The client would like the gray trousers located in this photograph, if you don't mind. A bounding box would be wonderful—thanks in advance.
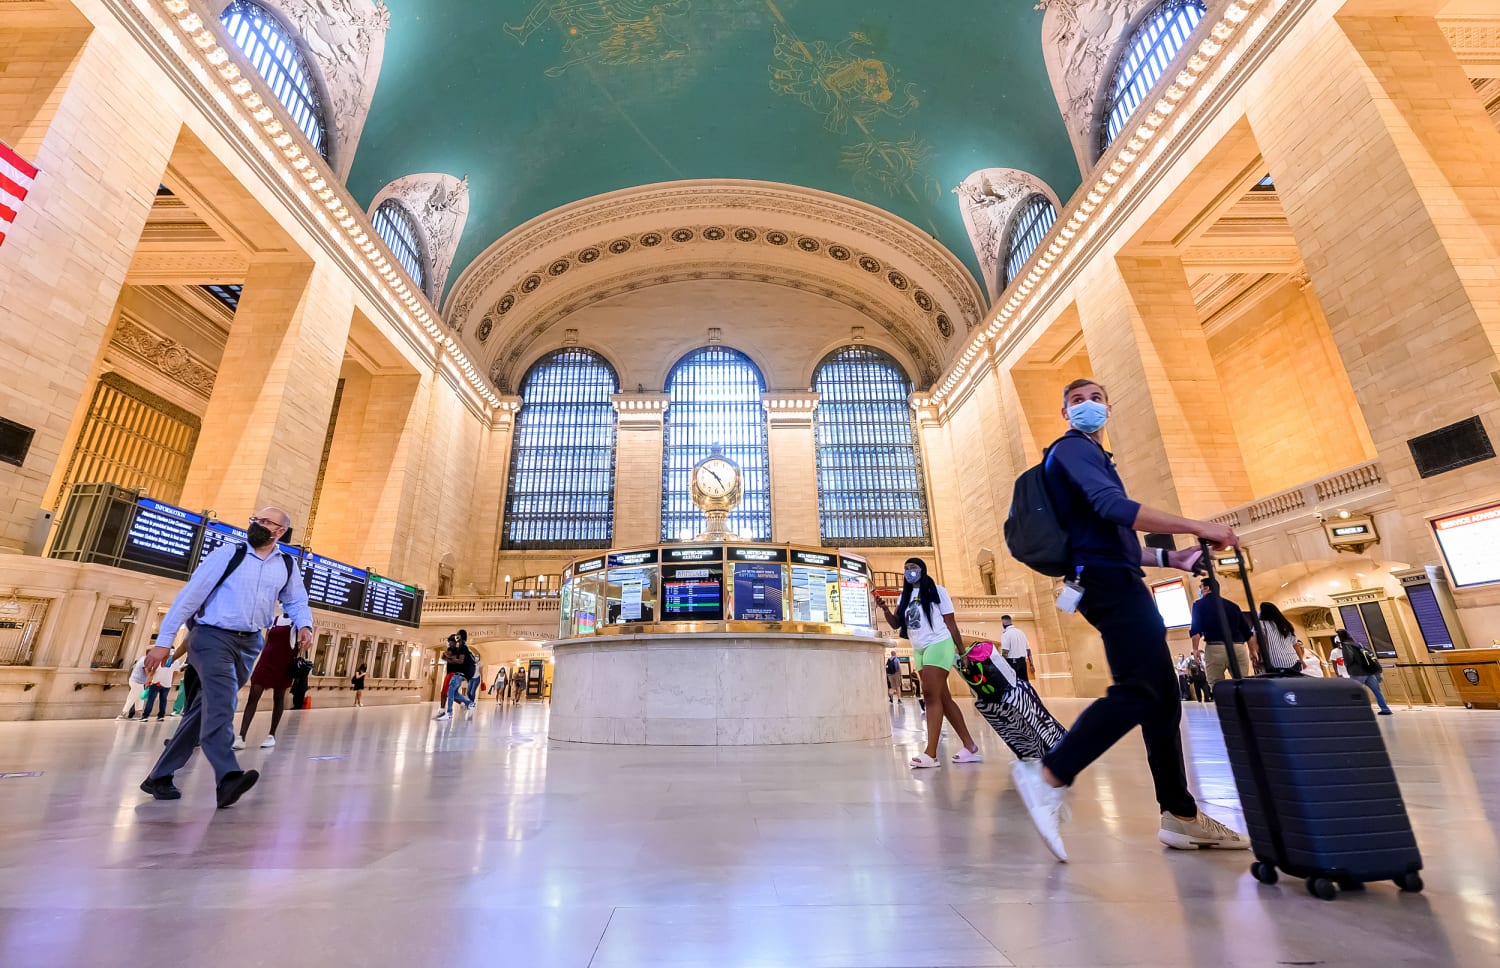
[147,625,262,785]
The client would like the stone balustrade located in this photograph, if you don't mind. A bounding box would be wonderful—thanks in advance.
[1210,460,1387,530]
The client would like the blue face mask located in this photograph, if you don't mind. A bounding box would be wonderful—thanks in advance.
[904,568,922,585]
[1067,400,1109,434]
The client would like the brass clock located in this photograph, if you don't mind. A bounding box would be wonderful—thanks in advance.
[689,449,742,540]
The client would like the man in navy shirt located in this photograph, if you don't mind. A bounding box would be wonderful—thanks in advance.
[1011,379,1250,862]
[1189,576,1259,692]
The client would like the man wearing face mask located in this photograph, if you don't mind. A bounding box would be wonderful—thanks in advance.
[1011,379,1249,862]
[138,507,313,808]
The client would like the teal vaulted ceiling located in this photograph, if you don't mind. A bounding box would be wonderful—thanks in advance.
[346,0,1081,299]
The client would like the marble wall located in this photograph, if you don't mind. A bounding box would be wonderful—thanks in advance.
[549,633,891,745]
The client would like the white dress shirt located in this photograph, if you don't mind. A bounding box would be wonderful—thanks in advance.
[1000,625,1030,660]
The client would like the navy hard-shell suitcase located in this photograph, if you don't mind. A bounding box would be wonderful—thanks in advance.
[1201,543,1423,900]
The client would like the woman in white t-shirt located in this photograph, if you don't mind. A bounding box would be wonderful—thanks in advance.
[1297,642,1326,678]
[877,558,981,769]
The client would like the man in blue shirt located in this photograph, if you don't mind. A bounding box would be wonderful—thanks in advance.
[1011,379,1250,862]
[1189,576,1259,693]
[139,507,313,807]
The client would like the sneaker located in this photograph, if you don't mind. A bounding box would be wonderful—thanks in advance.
[1378,710,1393,716]
[139,775,181,801]
[434,711,448,721]
[216,769,260,809]
[232,736,247,751]
[115,715,128,721]
[260,735,276,749]
[466,705,475,720]
[1011,759,1069,862]
[1158,811,1251,850]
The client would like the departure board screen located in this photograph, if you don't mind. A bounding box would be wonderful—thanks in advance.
[364,574,423,628]
[197,521,247,568]
[119,499,203,578]
[301,553,367,618]
[661,564,724,620]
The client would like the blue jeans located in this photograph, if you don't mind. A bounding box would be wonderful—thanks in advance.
[1355,673,1392,713]
[142,684,170,719]
[446,673,474,713]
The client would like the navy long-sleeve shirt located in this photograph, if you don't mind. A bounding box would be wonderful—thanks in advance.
[1189,592,1252,644]
[1042,429,1144,574]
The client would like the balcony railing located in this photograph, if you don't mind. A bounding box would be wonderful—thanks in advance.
[423,597,561,618]
[1211,460,1387,529]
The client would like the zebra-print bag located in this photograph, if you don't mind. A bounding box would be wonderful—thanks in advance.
[957,643,1066,762]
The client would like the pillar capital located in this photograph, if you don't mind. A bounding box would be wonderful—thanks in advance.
[611,392,670,428]
[761,391,819,429]
[491,395,523,430]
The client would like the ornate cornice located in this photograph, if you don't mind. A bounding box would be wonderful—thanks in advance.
[111,317,218,398]
[445,181,985,373]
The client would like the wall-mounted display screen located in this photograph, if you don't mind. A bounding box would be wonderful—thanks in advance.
[791,564,841,623]
[662,564,723,620]
[302,553,368,618]
[839,569,872,627]
[1150,578,1193,629]
[364,575,423,628]
[1432,504,1500,587]
[732,561,784,621]
[120,498,203,577]
[1404,583,1455,651]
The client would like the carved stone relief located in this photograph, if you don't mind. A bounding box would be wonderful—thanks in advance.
[111,318,218,399]
[954,168,1062,303]
[236,0,390,179]
[369,173,470,303]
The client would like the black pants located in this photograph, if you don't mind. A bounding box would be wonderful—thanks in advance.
[1008,657,1030,682]
[1041,567,1197,819]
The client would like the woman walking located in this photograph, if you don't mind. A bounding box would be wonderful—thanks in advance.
[877,558,981,768]
[1255,602,1304,675]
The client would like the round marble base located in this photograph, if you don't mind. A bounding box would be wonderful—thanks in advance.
[548,633,892,745]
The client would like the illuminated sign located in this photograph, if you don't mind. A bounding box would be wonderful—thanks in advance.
[790,549,836,567]
[1432,503,1500,587]
[1332,524,1370,537]
[607,549,659,568]
[663,545,723,562]
[728,546,788,563]
[575,557,606,575]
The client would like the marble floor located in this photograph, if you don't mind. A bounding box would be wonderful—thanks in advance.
[0,696,1496,968]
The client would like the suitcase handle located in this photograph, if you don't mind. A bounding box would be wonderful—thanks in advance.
[1197,539,1260,680]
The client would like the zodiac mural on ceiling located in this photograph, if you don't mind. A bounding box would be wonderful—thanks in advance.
[766,3,939,213]
[503,0,693,76]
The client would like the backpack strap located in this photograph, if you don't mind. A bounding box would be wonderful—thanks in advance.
[189,542,249,629]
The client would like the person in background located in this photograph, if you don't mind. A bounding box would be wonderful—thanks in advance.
[117,653,149,720]
[1190,577,1260,692]
[1011,378,1247,862]
[1329,640,1351,678]
[466,645,483,705]
[1255,602,1303,675]
[876,557,982,769]
[1000,615,1031,683]
[138,506,313,808]
[1188,649,1210,702]
[1335,628,1393,715]
[1175,654,1193,701]
[1298,641,1326,677]
[236,614,297,750]
[493,665,509,705]
[351,664,367,707]
[142,655,175,722]
[885,650,904,705]
[436,634,476,721]
[289,653,312,712]
[511,666,526,703]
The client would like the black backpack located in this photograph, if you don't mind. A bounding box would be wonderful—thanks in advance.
[1005,446,1071,577]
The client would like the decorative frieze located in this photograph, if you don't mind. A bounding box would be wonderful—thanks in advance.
[110,318,217,398]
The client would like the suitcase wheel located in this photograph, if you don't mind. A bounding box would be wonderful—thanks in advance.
[1250,861,1278,885]
[1306,876,1339,901]
[1395,872,1423,893]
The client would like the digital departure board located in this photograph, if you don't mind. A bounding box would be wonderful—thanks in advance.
[302,553,368,618]
[364,574,423,628]
[119,498,203,577]
[662,564,723,620]
[197,521,247,568]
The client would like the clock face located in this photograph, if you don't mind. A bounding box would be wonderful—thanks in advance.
[694,459,736,498]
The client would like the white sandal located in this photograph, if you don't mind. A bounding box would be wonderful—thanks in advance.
[910,752,941,769]
[953,747,984,764]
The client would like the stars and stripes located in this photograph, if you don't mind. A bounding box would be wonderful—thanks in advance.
[0,140,39,249]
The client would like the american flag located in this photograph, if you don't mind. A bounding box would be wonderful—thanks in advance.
[0,139,39,249]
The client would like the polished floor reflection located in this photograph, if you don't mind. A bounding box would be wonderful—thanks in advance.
[0,697,1496,967]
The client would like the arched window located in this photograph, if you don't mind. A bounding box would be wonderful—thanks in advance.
[1098,0,1206,156]
[502,348,619,549]
[661,347,771,542]
[220,0,328,158]
[372,200,428,292]
[1002,194,1057,291]
[813,346,930,546]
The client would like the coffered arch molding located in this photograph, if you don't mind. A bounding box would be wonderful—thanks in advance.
[447,180,985,374]
[484,264,942,395]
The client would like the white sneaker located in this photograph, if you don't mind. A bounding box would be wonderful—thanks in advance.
[1158,811,1250,850]
[434,711,448,720]
[259,735,276,749]
[1011,759,1069,862]
[466,705,475,720]
[232,736,247,751]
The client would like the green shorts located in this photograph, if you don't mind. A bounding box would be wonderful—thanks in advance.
[911,637,957,673]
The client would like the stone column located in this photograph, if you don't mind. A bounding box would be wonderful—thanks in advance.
[761,392,820,543]
[178,260,354,529]
[1246,14,1500,585]
[1075,256,1252,518]
[457,397,520,596]
[0,25,182,551]
[610,393,669,547]
[913,399,970,588]
[307,369,424,572]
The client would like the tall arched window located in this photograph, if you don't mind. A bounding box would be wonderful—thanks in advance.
[221,0,328,158]
[1098,0,1206,157]
[813,346,930,546]
[661,347,771,541]
[1002,194,1058,291]
[502,348,619,549]
[372,200,428,293]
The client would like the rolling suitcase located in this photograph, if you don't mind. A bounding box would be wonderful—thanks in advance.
[1201,540,1423,900]
[956,641,1067,761]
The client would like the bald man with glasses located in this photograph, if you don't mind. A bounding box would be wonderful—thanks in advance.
[139,507,313,808]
